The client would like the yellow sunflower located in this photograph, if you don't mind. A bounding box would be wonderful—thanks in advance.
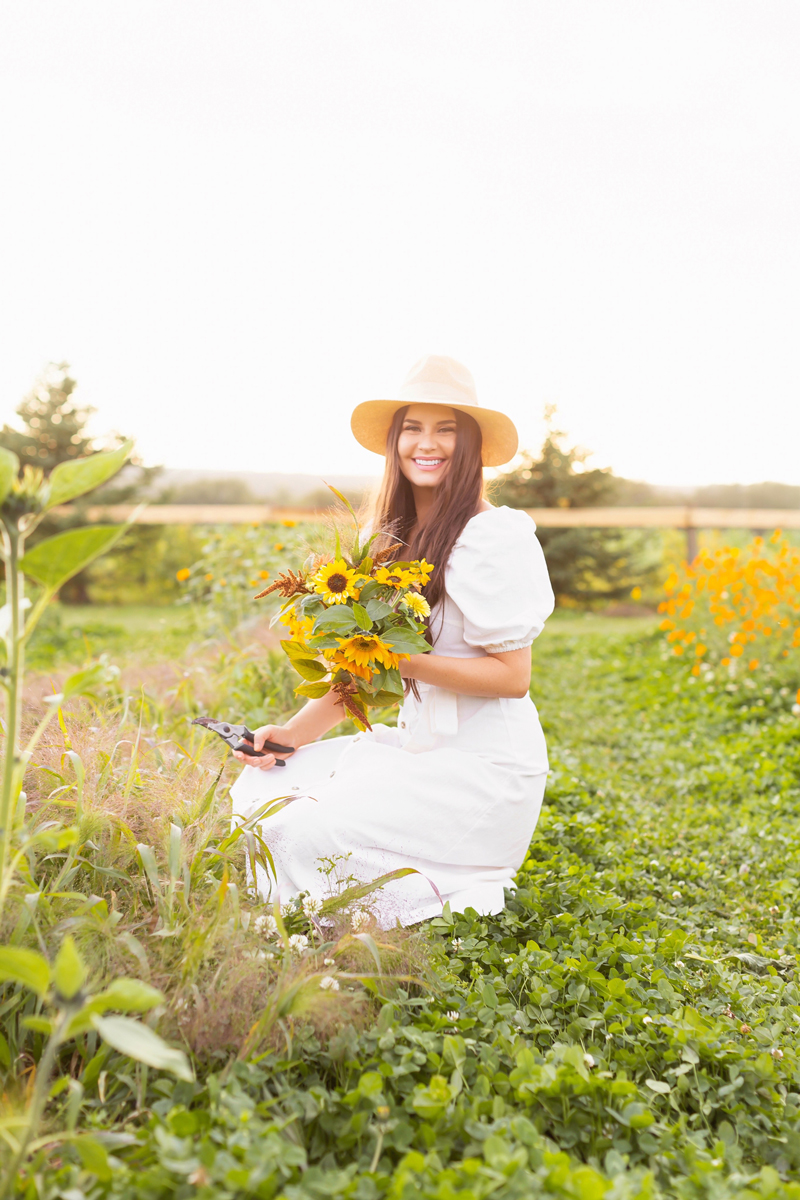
[402,592,431,620]
[281,609,315,641]
[324,649,372,681]
[373,565,414,589]
[336,634,407,671]
[411,558,434,586]
[312,559,361,605]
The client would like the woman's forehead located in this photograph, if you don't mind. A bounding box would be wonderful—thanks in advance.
[402,403,457,424]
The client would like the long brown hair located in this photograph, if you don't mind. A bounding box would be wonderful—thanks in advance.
[370,405,484,622]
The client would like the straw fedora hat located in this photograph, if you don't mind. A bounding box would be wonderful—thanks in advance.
[351,355,519,468]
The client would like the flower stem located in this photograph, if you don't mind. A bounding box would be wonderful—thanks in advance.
[0,522,26,922]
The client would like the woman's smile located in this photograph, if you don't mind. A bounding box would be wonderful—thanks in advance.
[413,456,445,471]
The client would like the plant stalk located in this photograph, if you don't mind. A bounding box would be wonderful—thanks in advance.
[0,1009,68,1200]
[0,523,25,916]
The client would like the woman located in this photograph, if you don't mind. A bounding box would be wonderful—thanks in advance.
[230,355,554,927]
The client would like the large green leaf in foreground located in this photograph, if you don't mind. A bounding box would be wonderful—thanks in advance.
[20,525,126,593]
[46,440,133,509]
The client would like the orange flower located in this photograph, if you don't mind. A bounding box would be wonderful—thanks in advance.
[176,567,191,582]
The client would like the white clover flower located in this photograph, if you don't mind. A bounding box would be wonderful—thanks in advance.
[675,960,685,969]
[650,860,660,869]
[288,933,309,952]
[323,957,335,966]
[446,1010,460,1022]
[351,911,369,931]
[503,956,514,964]
[320,975,340,991]
[739,864,750,877]
[671,891,682,900]
[253,914,279,937]
[772,1047,784,1060]
[583,1053,596,1069]
[451,938,463,951]
[643,1015,653,1025]
[302,896,322,917]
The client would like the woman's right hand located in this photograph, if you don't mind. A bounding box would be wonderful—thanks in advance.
[232,724,301,771]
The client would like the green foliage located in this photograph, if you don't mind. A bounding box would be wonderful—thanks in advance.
[4,614,800,1197]
[495,410,656,606]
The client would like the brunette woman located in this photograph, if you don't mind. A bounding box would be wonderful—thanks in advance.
[230,355,554,927]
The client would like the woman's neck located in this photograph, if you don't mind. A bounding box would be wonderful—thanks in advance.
[410,484,492,533]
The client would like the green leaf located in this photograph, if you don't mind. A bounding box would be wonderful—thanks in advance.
[75,1134,113,1182]
[381,627,430,655]
[62,660,117,700]
[352,602,373,631]
[364,689,402,707]
[280,639,315,661]
[46,440,133,508]
[22,1015,54,1034]
[53,935,87,1001]
[295,680,332,699]
[645,1078,672,1094]
[0,945,50,996]
[0,446,19,505]
[381,668,405,696]
[21,525,127,593]
[291,657,328,682]
[366,598,392,621]
[314,606,359,633]
[92,1014,194,1080]
[86,978,164,1015]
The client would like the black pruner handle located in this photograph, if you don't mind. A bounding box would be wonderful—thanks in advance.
[236,729,295,765]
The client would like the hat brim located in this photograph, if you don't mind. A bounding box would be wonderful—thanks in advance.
[351,399,518,468]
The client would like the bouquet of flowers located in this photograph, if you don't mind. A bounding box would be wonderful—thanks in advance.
[255,488,434,730]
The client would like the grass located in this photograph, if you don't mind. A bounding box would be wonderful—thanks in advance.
[5,609,800,1198]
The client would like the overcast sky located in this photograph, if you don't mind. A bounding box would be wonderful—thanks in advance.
[1,3,798,486]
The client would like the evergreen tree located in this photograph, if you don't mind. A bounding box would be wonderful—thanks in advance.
[494,409,652,606]
[1,363,95,470]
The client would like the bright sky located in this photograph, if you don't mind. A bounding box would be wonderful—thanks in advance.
[1,3,798,487]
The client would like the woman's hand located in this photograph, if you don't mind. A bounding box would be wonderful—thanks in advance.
[232,724,301,771]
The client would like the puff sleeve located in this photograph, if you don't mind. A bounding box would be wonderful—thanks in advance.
[444,508,554,652]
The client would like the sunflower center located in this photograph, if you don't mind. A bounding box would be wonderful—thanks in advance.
[327,573,349,593]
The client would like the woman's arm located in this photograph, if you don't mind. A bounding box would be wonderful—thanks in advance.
[400,646,532,699]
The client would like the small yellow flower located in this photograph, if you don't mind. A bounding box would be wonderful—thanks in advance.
[313,559,361,605]
[176,568,191,582]
[630,586,642,600]
[412,559,434,586]
[274,543,285,552]
[282,519,297,528]
[205,572,214,581]
[281,609,315,641]
[259,570,270,580]
[402,592,431,620]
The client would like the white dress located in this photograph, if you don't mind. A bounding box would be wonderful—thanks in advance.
[230,506,555,927]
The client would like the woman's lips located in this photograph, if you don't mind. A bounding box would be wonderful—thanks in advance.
[412,457,445,471]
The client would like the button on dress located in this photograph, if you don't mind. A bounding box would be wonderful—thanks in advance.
[230,506,555,927]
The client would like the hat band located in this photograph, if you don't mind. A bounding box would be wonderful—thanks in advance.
[398,380,477,408]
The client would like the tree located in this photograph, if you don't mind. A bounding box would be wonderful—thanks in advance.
[1,363,94,471]
[1,363,151,603]
[494,408,654,606]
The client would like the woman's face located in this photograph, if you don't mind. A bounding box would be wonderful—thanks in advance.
[396,404,458,489]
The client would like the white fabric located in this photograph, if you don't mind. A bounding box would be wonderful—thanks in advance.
[230,506,555,928]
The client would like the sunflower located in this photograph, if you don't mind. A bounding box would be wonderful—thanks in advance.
[402,592,431,620]
[324,649,372,681]
[411,558,434,586]
[281,609,315,641]
[373,565,414,589]
[312,559,361,605]
[335,634,407,671]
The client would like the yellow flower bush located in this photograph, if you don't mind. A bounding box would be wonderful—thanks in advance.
[658,531,800,677]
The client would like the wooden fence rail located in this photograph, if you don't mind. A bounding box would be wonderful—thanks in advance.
[56,504,800,558]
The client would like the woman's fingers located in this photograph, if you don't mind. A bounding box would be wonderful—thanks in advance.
[232,749,276,769]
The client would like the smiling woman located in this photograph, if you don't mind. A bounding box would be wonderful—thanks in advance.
[230,356,555,927]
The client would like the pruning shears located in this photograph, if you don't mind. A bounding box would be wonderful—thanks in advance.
[192,717,294,766]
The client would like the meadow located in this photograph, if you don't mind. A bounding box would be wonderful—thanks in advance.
[3,511,800,1199]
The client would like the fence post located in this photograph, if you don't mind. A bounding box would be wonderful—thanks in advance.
[685,509,698,563]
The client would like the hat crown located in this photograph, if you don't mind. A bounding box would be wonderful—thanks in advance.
[399,355,478,409]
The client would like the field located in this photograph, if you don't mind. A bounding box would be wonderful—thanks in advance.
[4,599,800,1199]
